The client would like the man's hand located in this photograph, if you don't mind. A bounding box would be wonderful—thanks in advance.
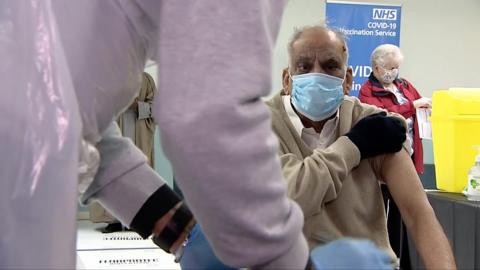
[346,112,406,159]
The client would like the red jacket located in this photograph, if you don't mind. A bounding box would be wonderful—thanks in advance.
[359,73,424,174]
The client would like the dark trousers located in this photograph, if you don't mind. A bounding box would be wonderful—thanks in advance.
[381,184,412,270]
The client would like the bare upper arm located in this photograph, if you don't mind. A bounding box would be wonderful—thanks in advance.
[378,149,432,227]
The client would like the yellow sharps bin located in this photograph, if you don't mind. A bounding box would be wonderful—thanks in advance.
[431,89,480,192]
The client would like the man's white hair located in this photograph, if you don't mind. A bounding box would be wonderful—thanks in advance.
[287,24,349,72]
[370,44,404,67]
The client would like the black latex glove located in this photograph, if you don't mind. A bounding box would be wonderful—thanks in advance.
[346,112,406,159]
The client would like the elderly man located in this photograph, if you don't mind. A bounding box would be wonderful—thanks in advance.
[266,24,456,270]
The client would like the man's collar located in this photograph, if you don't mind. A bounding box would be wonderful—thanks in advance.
[282,95,305,136]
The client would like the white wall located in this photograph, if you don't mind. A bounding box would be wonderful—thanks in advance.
[272,0,480,163]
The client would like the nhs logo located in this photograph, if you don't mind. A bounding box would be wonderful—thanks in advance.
[372,8,397,20]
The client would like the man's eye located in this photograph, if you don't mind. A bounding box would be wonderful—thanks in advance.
[327,65,340,70]
[297,64,309,72]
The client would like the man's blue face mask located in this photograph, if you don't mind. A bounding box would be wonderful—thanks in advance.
[290,72,345,121]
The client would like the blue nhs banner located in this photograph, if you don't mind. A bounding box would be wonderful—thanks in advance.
[326,1,402,97]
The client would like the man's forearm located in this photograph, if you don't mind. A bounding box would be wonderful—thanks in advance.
[381,150,456,270]
[280,136,361,216]
[407,206,456,270]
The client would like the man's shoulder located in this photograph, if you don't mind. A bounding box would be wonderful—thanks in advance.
[341,96,381,116]
[341,95,407,134]
[264,95,277,111]
[342,95,375,106]
[265,92,286,120]
[342,95,360,105]
[339,96,385,128]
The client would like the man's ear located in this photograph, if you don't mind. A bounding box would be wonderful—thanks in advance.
[343,66,353,95]
[282,68,291,95]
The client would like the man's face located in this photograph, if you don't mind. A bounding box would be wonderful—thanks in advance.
[282,28,348,95]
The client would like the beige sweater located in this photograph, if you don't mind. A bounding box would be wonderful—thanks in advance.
[266,93,397,260]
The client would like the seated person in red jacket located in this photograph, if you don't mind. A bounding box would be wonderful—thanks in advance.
[359,44,431,174]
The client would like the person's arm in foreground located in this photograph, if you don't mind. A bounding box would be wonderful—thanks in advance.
[381,150,456,270]
[152,1,309,269]
[82,122,194,254]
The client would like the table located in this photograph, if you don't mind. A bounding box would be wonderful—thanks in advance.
[76,221,180,269]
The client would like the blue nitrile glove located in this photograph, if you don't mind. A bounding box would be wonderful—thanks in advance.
[179,224,237,270]
[310,238,393,270]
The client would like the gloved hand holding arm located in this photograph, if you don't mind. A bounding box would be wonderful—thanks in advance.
[346,112,406,159]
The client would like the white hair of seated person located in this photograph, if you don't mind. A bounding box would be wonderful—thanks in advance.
[371,44,404,67]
